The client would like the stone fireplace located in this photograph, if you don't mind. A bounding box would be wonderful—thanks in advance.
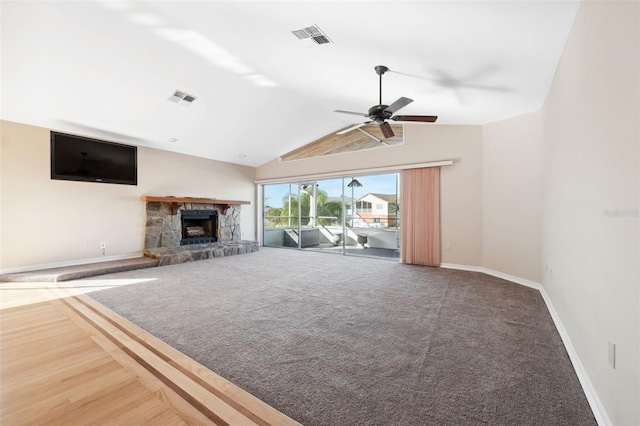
[141,196,258,265]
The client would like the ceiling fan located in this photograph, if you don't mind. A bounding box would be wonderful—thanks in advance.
[334,65,438,139]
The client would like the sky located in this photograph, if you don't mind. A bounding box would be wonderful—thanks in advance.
[264,173,399,208]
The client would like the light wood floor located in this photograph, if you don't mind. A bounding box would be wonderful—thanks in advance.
[0,283,300,425]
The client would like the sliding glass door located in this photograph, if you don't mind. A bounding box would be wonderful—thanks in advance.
[343,173,399,258]
[263,183,296,248]
[263,173,399,259]
[301,178,345,254]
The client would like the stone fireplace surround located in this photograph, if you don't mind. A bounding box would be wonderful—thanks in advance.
[142,196,258,266]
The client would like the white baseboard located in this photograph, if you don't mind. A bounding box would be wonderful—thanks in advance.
[439,263,610,426]
[440,263,542,290]
[439,262,485,273]
[0,252,144,274]
[537,287,612,426]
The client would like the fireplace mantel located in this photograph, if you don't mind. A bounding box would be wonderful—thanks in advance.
[141,196,250,215]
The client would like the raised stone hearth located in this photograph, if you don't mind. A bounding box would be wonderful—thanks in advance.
[142,197,256,265]
[144,241,259,266]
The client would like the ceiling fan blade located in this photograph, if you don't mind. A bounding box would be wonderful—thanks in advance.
[379,122,394,138]
[383,97,413,114]
[388,69,440,82]
[334,109,368,117]
[391,115,438,123]
[337,122,371,135]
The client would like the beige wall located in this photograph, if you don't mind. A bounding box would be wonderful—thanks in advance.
[257,124,484,267]
[482,111,543,283]
[0,120,256,271]
[541,2,639,425]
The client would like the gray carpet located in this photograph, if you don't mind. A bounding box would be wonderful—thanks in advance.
[85,248,596,426]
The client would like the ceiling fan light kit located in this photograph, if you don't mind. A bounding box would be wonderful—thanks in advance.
[335,65,438,138]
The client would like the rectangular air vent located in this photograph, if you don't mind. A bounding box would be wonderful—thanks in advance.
[311,35,330,45]
[292,29,311,40]
[291,24,333,45]
[168,90,197,106]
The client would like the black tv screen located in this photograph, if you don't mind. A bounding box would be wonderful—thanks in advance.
[51,131,137,185]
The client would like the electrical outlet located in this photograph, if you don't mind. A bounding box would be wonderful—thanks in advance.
[100,242,106,249]
[445,242,451,251]
[608,341,616,368]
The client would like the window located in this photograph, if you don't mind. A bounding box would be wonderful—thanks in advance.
[262,173,400,259]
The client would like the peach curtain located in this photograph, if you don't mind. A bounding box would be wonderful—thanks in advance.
[400,167,441,266]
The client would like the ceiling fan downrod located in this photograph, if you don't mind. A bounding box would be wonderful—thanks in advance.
[375,65,389,106]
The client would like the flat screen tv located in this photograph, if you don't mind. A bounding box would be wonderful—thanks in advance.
[51,131,137,185]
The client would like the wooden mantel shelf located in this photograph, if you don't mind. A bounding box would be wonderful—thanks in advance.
[141,196,250,215]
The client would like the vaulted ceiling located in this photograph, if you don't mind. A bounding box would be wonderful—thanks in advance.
[1,1,580,167]
[281,124,404,161]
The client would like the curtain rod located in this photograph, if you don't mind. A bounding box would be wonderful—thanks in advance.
[254,160,453,184]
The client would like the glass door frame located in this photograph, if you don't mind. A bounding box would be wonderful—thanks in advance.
[260,172,399,259]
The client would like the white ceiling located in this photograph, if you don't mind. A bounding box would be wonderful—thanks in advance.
[1,1,580,167]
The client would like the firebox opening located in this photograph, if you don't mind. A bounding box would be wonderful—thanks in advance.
[180,210,218,245]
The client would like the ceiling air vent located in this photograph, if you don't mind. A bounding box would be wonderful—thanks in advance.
[168,90,197,106]
[291,24,333,45]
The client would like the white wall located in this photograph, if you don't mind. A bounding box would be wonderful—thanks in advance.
[482,111,544,283]
[257,124,484,267]
[0,120,256,271]
[541,2,639,425]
